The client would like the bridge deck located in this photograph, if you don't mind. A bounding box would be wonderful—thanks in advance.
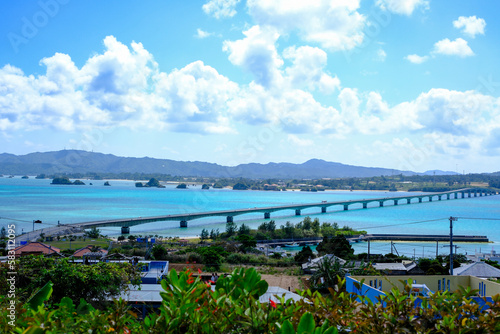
[69,188,497,229]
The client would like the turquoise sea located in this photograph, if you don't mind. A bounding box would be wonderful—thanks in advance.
[1,176,499,258]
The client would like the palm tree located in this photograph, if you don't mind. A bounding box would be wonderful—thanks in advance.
[310,256,346,292]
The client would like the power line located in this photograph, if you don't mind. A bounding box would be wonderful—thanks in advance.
[0,217,33,223]
[456,217,500,221]
[356,217,448,230]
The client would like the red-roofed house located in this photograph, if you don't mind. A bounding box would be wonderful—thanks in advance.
[14,242,60,257]
[72,245,108,258]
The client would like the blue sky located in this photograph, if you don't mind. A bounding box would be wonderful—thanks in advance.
[1,0,500,173]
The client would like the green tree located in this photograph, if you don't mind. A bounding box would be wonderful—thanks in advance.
[196,246,227,270]
[210,228,220,240]
[85,226,100,239]
[302,216,312,230]
[268,220,276,232]
[316,235,354,259]
[200,228,209,242]
[226,221,237,237]
[151,244,168,260]
[5,256,141,305]
[0,227,6,239]
[238,223,250,235]
[309,256,346,292]
[236,234,257,253]
[258,222,269,231]
[312,218,321,234]
[294,245,315,265]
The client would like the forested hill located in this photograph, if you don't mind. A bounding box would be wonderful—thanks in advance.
[0,150,457,179]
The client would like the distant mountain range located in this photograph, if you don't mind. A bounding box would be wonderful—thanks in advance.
[0,150,459,179]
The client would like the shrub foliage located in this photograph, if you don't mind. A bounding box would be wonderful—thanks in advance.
[1,267,499,333]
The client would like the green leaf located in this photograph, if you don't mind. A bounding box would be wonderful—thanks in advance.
[76,298,94,315]
[22,327,45,334]
[169,269,179,287]
[27,281,53,310]
[297,312,315,334]
[281,320,296,334]
[255,280,269,297]
[323,327,338,334]
[58,297,74,311]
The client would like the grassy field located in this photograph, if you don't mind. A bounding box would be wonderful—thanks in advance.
[44,239,110,251]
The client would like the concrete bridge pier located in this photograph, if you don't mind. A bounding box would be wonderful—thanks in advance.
[295,209,301,216]
[407,198,411,204]
[121,226,130,234]
[474,191,477,197]
[419,198,423,203]
[468,192,471,198]
[264,212,270,219]
[393,199,398,205]
[446,194,450,200]
[344,204,349,211]
[438,195,442,201]
[227,216,233,223]
[379,201,384,207]
[180,220,188,228]
[429,196,433,202]
[321,207,327,213]
[363,203,367,209]
[454,193,458,199]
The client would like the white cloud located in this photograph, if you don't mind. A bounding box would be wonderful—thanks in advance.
[227,83,344,134]
[153,60,239,133]
[283,46,340,94]
[202,0,240,19]
[247,0,365,52]
[405,54,428,64]
[287,134,313,147]
[433,38,474,57]
[0,36,239,134]
[3,36,500,162]
[376,48,387,62]
[376,0,429,15]
[413,88,500,136]
[453,16,486,38]
[195,29,212,39]
[223,25,283,88]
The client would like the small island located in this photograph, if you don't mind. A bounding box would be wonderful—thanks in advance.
[232,182,249,190]
[22,175,29,179]
[135,178,165,188]
[35,174,46,179]
[104,181,111,186]
[201,184,210,190]
[176,183,187,189]
[51,177,85,185]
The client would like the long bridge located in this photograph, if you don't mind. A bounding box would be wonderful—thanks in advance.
[69,188,498,231]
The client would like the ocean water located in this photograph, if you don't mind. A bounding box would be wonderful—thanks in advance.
[1,176,499,258]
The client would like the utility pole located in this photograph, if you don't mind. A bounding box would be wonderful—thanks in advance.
[450,216,458,275]
[436,240,439,258]
[368,239,370,261]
